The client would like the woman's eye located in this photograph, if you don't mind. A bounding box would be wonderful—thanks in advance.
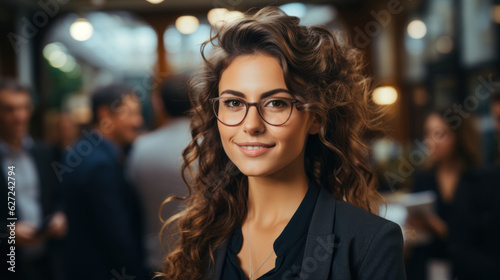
[223,99,244,108]
[265,100,288,108]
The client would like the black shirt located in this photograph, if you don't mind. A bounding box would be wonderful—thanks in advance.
[221,180,320,279]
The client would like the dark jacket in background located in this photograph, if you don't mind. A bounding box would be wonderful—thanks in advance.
[482,130,500,165]
[406,170,460,280]
[61,135,147,280]
[449,165,500,280]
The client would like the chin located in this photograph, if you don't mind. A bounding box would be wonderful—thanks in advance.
[234,163,279,178]
[14,128,27,137]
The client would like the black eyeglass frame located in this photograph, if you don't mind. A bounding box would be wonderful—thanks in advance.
[209,96,300,126]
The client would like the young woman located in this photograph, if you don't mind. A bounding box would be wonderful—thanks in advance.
[405,110,481,280]
[158,6,405,280]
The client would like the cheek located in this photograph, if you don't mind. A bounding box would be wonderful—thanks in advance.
[124,115,138,128]
[113,117,131,134]
[271,119,309,154]
[443,138,456,152]
[273,127,304,150]
[217,123,233,153]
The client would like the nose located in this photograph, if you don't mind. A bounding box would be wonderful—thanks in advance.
[13,107,30,123]
[242,106,265,135]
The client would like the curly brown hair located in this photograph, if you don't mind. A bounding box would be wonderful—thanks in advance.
[156,6,385,280]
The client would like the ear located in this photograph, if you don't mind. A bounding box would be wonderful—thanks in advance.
[308,114,321,135]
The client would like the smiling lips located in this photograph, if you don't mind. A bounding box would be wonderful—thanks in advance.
[235,142,275,157]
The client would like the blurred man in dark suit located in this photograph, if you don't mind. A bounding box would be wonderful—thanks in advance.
[0,77,66,280]
[59,84,147,280]
[489,89,500,164]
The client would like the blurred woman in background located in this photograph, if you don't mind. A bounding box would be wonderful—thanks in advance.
[405,110,482,280]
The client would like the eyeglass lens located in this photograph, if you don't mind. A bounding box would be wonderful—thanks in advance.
[213,98,293,126]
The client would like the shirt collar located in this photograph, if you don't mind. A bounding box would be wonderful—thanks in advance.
[272,179,320,256]
[229,179,321,257]
[0,135,34,156]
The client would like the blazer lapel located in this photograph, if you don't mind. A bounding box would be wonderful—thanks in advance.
[299,184,337,280]
[211,184,337,280]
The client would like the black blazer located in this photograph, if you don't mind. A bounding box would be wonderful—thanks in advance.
[210,185,406,280]
[61,137,147,280]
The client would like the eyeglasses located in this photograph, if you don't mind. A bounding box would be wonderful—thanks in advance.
[209,96,300,126]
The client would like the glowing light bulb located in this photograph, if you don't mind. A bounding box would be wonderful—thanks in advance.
[207,8,243,28]
[70,18,94,41]
[373,86,398,105]
[407,19,426,39]
[175,16,199,35]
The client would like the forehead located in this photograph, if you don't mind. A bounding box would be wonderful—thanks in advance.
[119,94,141,108]
[0,89,31,104]
[425,114,450,129]
[218,54,286,95]
[121,93,138,102]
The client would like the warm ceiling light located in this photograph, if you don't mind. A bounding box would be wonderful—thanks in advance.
[208,8,227,25]
[225,11,244,22]
[407,19,426,39]
[145,0,164,4]
[207,8,243,28]
[70,18,94,41]
[175,15,199,35]
[373,86,398,105]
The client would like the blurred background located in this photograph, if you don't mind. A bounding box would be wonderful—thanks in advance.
[0,0,499,280]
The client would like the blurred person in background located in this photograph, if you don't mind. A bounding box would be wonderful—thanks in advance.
[127,74,191,273]
[0,77,67,280]
[61,84,148,280]
[484,88,500,165]
[43,111,80,161]
[446,88,500,280]
[405,110,482,280]
[447,161,500,279]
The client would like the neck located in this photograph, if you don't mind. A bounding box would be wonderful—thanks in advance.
[437,156,464,172]
[0,134,23,151]
[246,159,309,228]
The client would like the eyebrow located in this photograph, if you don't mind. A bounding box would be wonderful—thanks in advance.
[220,88,291,99]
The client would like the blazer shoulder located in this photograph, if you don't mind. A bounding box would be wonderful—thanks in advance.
[331,200,406,279]
[334,200,400,237]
